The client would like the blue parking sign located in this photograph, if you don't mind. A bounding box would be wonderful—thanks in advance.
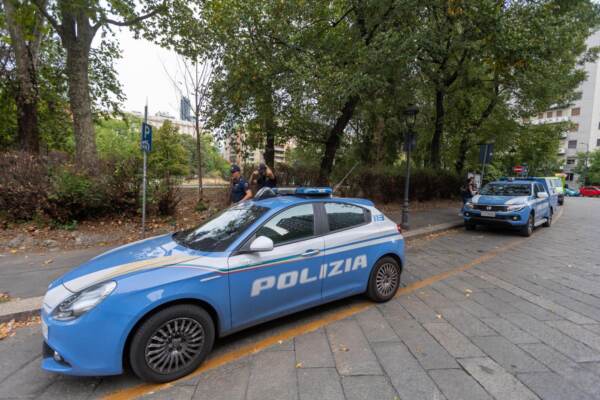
[141,123,152,152]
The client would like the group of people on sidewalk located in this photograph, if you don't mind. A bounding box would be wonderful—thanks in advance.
[229,163,277,204]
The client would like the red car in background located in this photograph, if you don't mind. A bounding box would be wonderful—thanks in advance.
[580,186,600,197]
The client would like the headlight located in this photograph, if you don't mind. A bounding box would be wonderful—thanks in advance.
[464,202,475,209]
[52,281,116,321]
[506,204,526,212]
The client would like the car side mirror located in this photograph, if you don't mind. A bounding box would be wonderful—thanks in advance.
[537,192,549,199]
[249,236,274,252]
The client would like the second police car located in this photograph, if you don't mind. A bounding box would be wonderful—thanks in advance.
[463,179,553,236]
[41,187,404,382]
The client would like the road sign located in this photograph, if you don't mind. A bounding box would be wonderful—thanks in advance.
[513,165,524,173]
[141,122,153,152]
[479,143,494,165]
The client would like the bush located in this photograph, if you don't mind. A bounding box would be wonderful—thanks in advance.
[347,166,461,203]
[0,152,50,220]
[150,179,181,216]
[46,168,106,222]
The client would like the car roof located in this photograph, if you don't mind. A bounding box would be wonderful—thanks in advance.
[248,195,375,211]
[490,180,533,185]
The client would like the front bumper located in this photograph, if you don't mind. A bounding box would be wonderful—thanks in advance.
[41,304,130,376]
[463,208,528,227]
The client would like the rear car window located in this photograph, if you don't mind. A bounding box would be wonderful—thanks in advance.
[325,203,367,231]
[255,204,315,245]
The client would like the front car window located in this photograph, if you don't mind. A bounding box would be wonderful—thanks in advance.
[480,183,532,196]
[255,204,315,245]
[325,203,367,231]
[173,204,269,252]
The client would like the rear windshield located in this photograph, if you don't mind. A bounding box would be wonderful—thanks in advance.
[173,204,269,252]
[480,183,531,196]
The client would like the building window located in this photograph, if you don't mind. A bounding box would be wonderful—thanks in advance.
[570,123,579,132]
[556,110,562,117]
[568,140,578,149]
[546,111,553,118]
[538,113,544,119]
[597,138,600,147]
[567,158,576,165]
[571,107,580,116]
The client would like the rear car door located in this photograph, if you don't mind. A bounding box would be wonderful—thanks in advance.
[228,203,324,329]
[320,202,375,301]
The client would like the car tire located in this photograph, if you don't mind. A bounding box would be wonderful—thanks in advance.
[465,222,476,231]
[543,210,552,227]
[367,256,401,303]
[129,304,215,383]
[521,213,534,237]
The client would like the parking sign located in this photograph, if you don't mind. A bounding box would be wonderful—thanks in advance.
[141,123,152,152]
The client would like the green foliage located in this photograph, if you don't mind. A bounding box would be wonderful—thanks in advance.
[575,149,600,185]
[149,120,190,178]
[180,133,230,178]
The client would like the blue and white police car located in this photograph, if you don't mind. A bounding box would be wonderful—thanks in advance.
[41,187,404,382]
[463,179,552,236]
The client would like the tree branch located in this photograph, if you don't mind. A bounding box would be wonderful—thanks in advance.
[96,2,166,30]
[32,0,62,38]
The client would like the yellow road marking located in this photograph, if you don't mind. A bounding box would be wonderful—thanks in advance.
[104,235,527,400]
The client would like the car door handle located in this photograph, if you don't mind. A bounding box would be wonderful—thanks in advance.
[301,249,320,257]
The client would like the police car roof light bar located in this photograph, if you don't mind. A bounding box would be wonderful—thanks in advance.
[254,187,333,201]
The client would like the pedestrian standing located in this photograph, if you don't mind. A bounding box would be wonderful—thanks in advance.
[251,163,277,190]
[230,164,253,204]
[461,176,477,204]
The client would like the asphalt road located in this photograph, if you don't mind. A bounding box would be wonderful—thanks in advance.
[1,197,599,400]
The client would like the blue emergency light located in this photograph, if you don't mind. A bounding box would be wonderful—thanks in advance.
[254,187,333,200]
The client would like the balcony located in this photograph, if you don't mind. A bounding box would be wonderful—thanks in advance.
[557,148,566,155]
[531,115,570,125]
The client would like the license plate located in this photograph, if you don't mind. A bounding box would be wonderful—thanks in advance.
[481,211,496,218]
[42,320,48,341]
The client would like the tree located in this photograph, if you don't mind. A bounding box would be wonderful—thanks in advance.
[164,55,212,202]
[34,0,168,170]
[575,149,600,185]
[1,0,45,152]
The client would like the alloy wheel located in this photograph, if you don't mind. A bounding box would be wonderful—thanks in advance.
[375,263,399,297]
[144,317,205,375]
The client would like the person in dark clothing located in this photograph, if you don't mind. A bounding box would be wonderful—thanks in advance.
[461,176,477,204]
[251,163,277,190]
[230,164,252,204]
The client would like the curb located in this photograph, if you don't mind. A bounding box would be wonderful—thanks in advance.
[0,221,464,324]
[403,220,464,241]
[0,296,42,324]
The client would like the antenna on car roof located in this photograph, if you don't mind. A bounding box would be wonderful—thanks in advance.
[333,162,359,195]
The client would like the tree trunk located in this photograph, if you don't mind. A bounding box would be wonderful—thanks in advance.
[262,93,276,168]
[455,134,469,173]
[317,96,359,185]
[430,88,445,169]
[56,6,98,171]
[3,0,42,153]
[195,110,203,201]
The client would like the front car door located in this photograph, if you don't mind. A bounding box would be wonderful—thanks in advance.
[533,183,549,220]
[228,203,324,329]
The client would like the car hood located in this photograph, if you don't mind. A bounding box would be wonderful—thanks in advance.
[58,233,221,293]
[472,195,529,205]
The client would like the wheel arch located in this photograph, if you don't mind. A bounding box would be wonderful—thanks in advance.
[122,298,221,371]
[377,252,403,272]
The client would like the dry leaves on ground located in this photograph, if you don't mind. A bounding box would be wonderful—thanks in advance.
[0,316,41,340]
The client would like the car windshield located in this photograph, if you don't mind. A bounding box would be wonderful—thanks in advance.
[480,183,531,196]
[173,204,269,252]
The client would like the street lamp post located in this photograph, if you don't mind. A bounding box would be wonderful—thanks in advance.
[401,104,419,230]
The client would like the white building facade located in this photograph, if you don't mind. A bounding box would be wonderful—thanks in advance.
[532,31,600,182]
